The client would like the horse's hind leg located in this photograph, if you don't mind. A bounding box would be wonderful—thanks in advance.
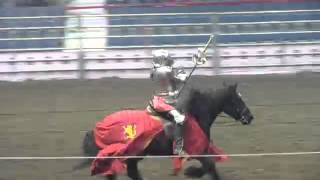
[127,158,144,180]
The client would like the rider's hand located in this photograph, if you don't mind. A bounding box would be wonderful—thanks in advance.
[192,48,207,65]
[168,90,179,97]
[176,72,188,82]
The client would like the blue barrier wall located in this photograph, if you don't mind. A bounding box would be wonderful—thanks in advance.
[0,6,64,49]
[108,1,320,46]
[0,2,319,49]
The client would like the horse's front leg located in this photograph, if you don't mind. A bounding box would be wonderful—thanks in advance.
[184,156,220,180]
[105,175,117,180]
[127,158,144,180]
[198,156,221,180]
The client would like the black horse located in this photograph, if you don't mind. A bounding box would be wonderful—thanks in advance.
[75,83,254,180]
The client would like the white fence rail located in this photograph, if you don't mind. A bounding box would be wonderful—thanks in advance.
[1,44,319,81]
[0,9,320,81]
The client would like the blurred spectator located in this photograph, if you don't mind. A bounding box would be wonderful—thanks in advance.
[106,0,227,4]
[15,0,69,6]
[16,0,49,6]
[108,0,164,4]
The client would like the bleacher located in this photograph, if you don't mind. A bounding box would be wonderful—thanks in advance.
[107,1,320,46]
[0,1,319,50]
[0,6,64,50]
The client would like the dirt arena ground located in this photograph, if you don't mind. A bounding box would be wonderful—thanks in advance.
[0,73,319,180]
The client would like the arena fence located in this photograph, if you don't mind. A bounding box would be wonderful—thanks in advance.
[0,9,320,81]
[0,151,320,160]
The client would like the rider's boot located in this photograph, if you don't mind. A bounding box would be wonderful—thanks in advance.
[173,123,185,155]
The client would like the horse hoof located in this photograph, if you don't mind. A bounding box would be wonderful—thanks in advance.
[184,166,206,178]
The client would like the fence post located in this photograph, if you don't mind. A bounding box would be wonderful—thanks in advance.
[211,15,221,76]
[77,15,85,80]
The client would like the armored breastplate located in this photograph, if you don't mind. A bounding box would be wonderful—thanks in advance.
[155,90,177,106]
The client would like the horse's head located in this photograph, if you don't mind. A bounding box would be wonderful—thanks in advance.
[221,82,254,125]
[182,83,253,137]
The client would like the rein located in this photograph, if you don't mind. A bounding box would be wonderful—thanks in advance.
[217,114,230,119]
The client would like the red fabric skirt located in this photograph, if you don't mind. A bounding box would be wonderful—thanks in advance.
[91,110,228,176]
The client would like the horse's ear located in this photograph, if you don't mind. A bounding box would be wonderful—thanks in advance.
[234,82,238,89]
[222,81,227,87]
[229,83,238,92]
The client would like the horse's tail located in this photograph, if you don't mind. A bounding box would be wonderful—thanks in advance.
[72,130,99,171]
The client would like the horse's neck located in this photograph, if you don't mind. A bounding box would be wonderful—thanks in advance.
[213,88,230,113]
[203,89,229,128]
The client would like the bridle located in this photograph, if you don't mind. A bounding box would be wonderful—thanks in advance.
[218,98,249,121]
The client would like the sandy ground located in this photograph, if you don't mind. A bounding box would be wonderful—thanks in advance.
[0,73,319,180]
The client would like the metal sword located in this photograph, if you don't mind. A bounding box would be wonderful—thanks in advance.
[176,35,214,98]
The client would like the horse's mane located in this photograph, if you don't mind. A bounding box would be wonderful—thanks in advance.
[181,87,230,133]
[183,89,214,119]
[185,87,228,110]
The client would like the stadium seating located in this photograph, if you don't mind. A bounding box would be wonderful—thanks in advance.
[107,1,320,46]
[0,1,320,49]
[0,6,64,49]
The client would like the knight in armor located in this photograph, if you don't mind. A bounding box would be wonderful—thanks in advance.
[147,49,207,155]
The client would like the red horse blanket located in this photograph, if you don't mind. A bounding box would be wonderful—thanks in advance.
[91,110,228,176]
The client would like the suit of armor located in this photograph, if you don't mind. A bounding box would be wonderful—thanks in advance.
[147,49,188,155]
[147,47,208,154]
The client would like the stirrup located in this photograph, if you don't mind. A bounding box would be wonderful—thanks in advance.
[174,148,184,155]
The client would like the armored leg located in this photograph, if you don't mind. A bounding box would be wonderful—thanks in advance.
[174,123,184,155]
[169,110,185,155]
